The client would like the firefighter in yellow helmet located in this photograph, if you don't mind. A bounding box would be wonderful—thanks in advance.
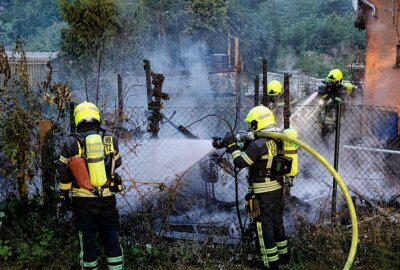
[267,80,283,96]
[213,106,290,270]
[317,69,347,137]
[58,101,124,270]
[265,80,283,107]
[343,82,353,96]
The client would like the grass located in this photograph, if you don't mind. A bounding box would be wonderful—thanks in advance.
[1,197,399,269]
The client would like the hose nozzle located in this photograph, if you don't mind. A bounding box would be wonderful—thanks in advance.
[236,131,256,142]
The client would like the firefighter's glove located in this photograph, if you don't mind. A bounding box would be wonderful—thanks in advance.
[58,190,72,212]
[212,136,225,149]
[317,84,327,95]
[245,193,260,218]
[110,173,124,193]
[222,132,237,153]
[285,177,294,188]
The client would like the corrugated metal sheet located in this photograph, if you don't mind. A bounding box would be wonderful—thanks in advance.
[4,51,59,85]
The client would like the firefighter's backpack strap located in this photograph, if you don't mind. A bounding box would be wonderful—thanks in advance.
[258,135,292,177]
[69,133,85,157]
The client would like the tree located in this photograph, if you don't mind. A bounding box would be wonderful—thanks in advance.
[59,0,117,103]
[226,0,280,74]
[0,0,62,50]
[186,0,229,45]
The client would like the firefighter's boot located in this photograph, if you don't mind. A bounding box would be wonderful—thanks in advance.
[258,260,279,270]
[279,252,290,265]
[268,261,279,270]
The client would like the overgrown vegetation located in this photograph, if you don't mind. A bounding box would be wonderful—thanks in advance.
[0,39,41,202]
[1,193,399,269]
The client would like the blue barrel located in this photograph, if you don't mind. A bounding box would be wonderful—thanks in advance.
[373,111,399,140]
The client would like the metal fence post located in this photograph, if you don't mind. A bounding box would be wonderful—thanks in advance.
[118,74,123,125]
[69,101,75,133]
[262,58,268,106]
[283,73,290,129]
[143,59,152,107]
[331,101,342,218]
[254,75,260,106]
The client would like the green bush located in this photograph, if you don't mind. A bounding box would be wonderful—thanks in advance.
[0,197,77,269]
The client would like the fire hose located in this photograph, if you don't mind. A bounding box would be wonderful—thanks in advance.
[257,131,358,270]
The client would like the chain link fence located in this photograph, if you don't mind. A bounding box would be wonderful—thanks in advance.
[100,102,400,248]
[1,99,399,267]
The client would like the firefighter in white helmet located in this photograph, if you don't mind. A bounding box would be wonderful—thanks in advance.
[58,101,124,270]
[213,105,291,270]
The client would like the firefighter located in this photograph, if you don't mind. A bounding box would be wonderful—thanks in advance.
[266,80,283,108]
[267,80,283,97]
[317,68,347,137]
[58,101,124,270]
[343,82,353,97]
[213,106,290,270]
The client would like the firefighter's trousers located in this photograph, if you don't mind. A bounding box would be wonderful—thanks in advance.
[72,195,123,270]
[254,187,289,269]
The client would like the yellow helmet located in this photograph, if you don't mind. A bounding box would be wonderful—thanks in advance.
[267,80,283,96]
[245,105,276,131]
[343,82,353,96]
[326,69,343,84]
[74,101,101,126]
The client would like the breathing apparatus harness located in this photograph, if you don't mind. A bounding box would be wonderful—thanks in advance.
[215,129,298,181]
[68,128,123,196]
[213,128,299,224]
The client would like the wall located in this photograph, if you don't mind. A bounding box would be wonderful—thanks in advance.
[5,51,58,86]
[363,0,400,133]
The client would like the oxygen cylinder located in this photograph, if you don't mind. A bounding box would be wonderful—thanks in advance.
[283,128,298,177]
[85,134,107,187]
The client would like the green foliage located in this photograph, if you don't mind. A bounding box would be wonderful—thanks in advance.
[26,21,66,51]
[186,0,229,35]
[291,208,400,270]
[0,196,77,268]
[295,51,335,77]
[0,0,62,50]
[282,13,364,55]
[0,240,12,262]
[228,0,279,73]
[2,0,364,80]
[126,244,165,269]
[59,0,117,60]
[58,0,118,101]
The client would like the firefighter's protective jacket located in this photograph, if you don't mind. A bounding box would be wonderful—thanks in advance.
[58,128,122,197]
[318,82,348,136]
[318,82,347,104]
[231,135,282,193]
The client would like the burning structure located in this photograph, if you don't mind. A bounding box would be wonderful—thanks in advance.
[354,0,400,132]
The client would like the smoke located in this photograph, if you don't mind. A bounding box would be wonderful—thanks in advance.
[145,40,214,108]
[117,139,215,210]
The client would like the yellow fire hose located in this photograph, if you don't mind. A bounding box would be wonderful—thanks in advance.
[259,131,358,270]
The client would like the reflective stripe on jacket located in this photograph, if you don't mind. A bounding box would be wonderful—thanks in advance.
[232,135,282,193]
